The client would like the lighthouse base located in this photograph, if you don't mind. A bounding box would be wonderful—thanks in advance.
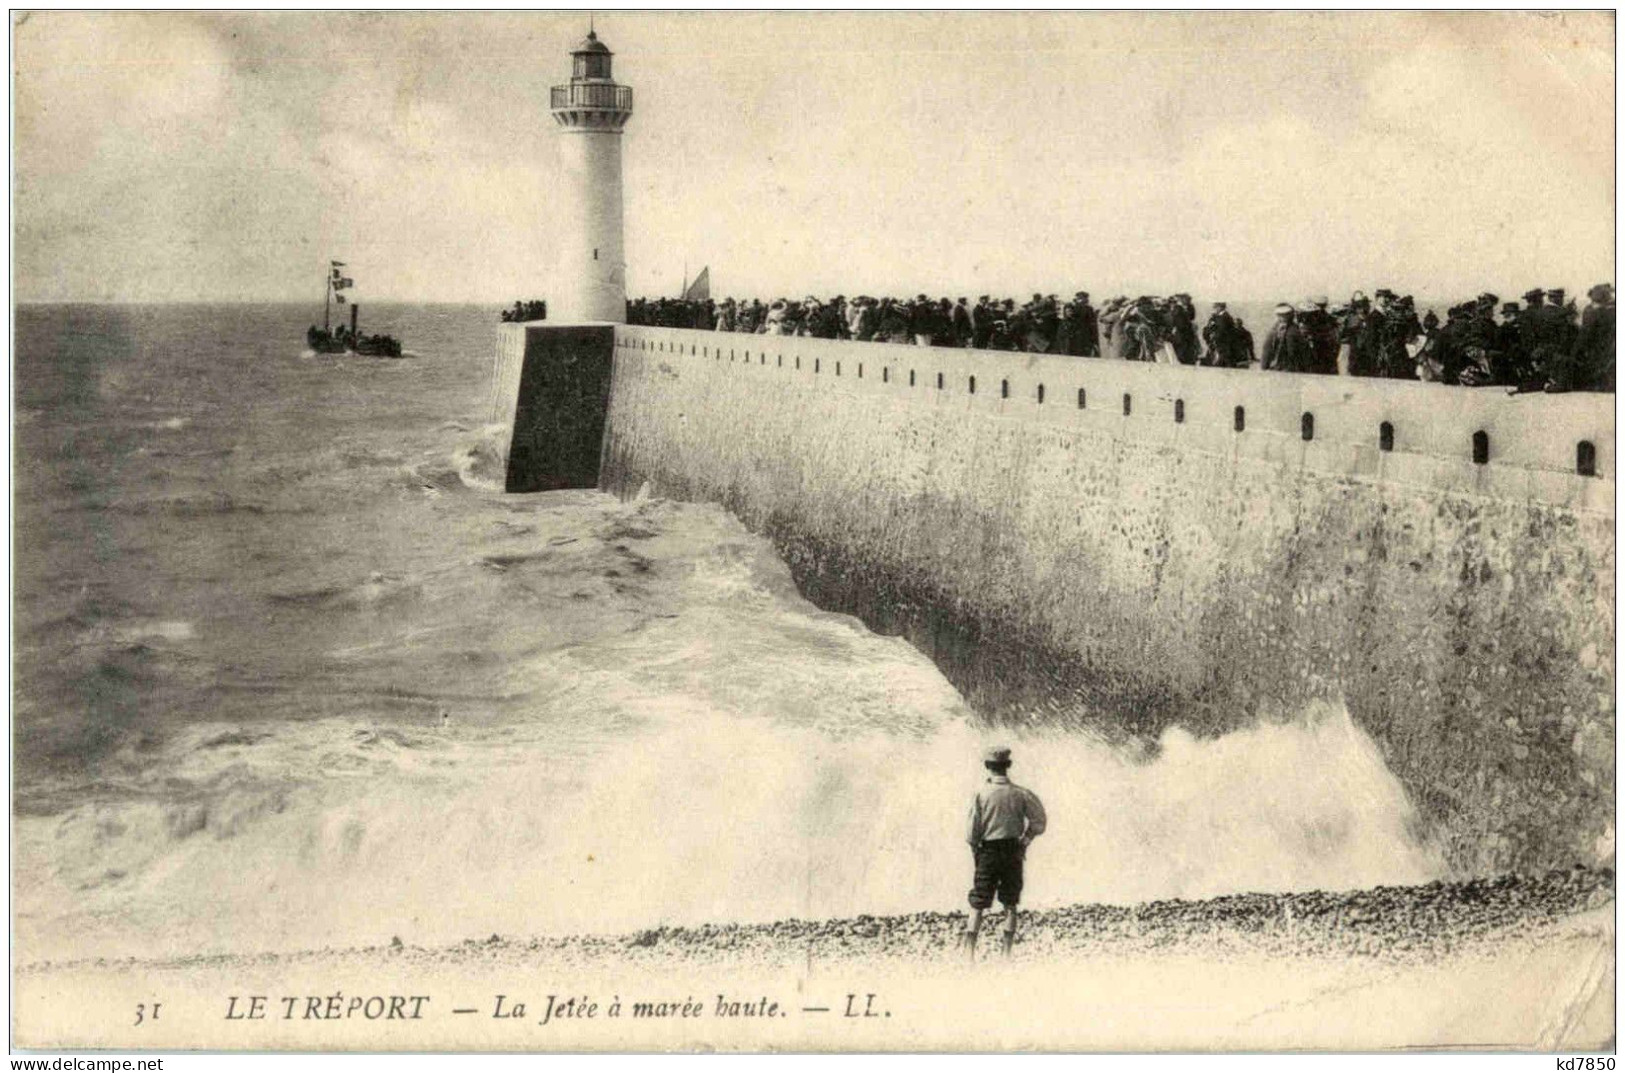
[491,323,616,493]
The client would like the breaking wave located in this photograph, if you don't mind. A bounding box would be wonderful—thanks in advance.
[14,490,1446,961]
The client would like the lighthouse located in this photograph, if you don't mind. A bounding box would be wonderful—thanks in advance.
[549,28,633,323]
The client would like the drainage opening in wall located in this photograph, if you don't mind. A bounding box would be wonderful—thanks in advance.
[1472,430,1489,464]
[1234,405,1245,432]
[1380,421,1394,452]
[1578,440,1598,476]
[969,375,977,395]
[1174,399,1185,423]
[1122,393,1132,416]
[1301,412,1314,441]
[909,369,916,387]
[1037,384,1045,404]
[1078,388,1086,409]
[937,372,944,390]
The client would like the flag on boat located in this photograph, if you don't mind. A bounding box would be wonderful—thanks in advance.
[333,277,354,290]
[334,294,346,305]
[683,266,710,301]
[331,261,346,268]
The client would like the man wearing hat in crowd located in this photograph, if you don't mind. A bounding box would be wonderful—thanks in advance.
[879,297,912,344]
[950,297,973,347]
[970,296,994,350]
[1339,291,1380,377]
[1261,302,1311,373]
[853,297,879,342]
[932,297,959,348]
[1166,293,1200,365]
[1547,288,1578,343]
[1375,291,1421,378]
[1488,302,1530,385]
[1299,296,1340,375]
[1549,283,1616,392]
[1053,302,1079,357]
[715,298,737,333]
[1528,287,1580,382]
[961,745,1048,960]
[1575,283,1615,392]
[1516,289,1546,363]
[1201,301,1241,367]
[909,294,935,347]
[1070,291,1100,356]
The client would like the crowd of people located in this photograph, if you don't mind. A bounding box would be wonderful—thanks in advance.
[623,285,1614,392]
[500,299,548,322]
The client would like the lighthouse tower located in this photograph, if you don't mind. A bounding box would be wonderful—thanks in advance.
[549,29,633,323]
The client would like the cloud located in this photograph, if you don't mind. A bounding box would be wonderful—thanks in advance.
[12,12,1615,304]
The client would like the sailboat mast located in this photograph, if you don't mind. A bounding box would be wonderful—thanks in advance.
[323,269,331,332]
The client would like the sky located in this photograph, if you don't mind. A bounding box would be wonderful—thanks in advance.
[11,10,1616,305]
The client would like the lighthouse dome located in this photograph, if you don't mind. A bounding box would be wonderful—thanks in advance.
[574,30,612,55]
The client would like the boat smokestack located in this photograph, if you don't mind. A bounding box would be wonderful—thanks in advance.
[350,303,359,339]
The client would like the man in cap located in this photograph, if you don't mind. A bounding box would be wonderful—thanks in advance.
[961,745,1047,960]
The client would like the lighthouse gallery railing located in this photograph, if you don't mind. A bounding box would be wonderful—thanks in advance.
[550,83,634,111]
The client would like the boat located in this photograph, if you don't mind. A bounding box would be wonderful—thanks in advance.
[306,262,404,357]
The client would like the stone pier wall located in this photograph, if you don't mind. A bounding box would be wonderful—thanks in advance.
[502,322,1615,873]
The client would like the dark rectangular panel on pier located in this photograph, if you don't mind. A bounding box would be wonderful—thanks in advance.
[504,325,616,493]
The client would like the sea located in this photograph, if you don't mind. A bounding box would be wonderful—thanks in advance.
[13,302,1446,964]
